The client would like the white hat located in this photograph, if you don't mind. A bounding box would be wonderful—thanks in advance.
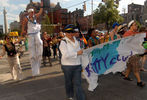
[74,28,79,32]
[28,8,34,13]
[128,20,135,28]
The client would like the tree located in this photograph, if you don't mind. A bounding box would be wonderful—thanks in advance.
[41,14,54,34]
[94,0,123,32]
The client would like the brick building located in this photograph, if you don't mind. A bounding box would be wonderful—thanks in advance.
[127,3,144,24]
[19,0,84,33]
[10,21,21,31]
[121,1,147,26]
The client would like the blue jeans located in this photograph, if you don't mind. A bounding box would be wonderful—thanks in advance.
[62,65,85,100]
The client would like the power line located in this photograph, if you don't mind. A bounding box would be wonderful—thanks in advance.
[66,0,90,9]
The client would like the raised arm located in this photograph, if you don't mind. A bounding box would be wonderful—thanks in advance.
[21,17,28,36]
[35,0,43,18]
[109,31,114,41]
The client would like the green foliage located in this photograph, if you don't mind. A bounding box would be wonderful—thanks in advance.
[94,0,124,31]
[41,14,54,34]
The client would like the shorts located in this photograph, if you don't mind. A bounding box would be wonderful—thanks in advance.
[126,54,142,73]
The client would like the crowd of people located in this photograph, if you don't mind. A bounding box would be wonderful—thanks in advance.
[0,0,147,99]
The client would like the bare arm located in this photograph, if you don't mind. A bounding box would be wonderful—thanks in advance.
[116,34,121,39]
[109,31,114,41]
[21,17,28,36]
[0,46,6,58]
[35,0,43,18]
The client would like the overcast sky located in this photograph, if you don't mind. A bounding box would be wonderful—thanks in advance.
[0,0,146,28]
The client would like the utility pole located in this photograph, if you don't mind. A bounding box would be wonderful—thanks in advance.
[91,0,93,28]
[3,8,8,34]
[51,8,54,24]
[122,8,126,15]
[30,0,33,3]
[122,7,127,22]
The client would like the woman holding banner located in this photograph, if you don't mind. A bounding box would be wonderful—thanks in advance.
[59,24,85,100]
[88,28,100,47]
[139,27,147,71]
[109,22,121,41]
[123,20,145,87]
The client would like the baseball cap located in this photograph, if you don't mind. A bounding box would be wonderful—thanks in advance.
[117,24,127,33]
[112,22,119,28]
[64,24,79,33]
[128,20,135,28]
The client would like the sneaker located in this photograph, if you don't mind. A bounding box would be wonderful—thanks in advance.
[123,77,133,81]
[68,97,73,100]
[120,72,125,77]
[137,82,145,87]
[140,68,147,72]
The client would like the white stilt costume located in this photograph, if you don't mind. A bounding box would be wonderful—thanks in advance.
[27,16,43,76]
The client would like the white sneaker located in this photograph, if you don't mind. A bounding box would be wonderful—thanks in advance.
[68,97,73,100]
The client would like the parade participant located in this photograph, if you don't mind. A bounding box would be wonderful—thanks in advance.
[123,20,145,87]
[0,36,22,80]
[117,24,128,37]
[57,32,65,60]
[109,22,120,41]
[105,32,110,43]
[88,28,100,47]
[52,35,58,59]
[123,20,138,37]
[59,24,85,100]
[18,40,24,58]
[117,24,128,76]
[21,0,43,77]
[99,32,105,44]
[73,28,86,49]
[139,27,147,71]
[42,32,52,67]
[24,36,28,51]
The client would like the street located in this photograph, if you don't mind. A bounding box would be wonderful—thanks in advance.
[0,49,147,100]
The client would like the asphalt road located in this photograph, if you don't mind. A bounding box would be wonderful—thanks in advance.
[0,49,147,100]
